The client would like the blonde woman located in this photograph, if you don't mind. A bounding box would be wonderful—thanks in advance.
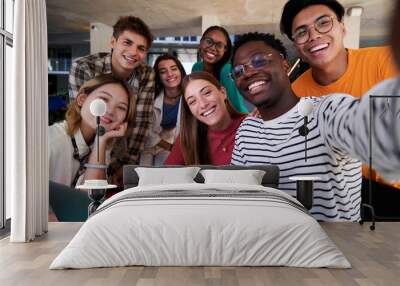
[49,74,135,187]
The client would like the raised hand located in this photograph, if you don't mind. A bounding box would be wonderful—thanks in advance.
[101,122,128,142]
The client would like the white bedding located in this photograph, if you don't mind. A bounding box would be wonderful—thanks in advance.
[50,183,350,269]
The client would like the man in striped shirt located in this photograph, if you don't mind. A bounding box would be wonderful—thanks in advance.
[230,32,400,221]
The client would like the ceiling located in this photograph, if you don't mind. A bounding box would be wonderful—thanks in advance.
[47,0,395,42]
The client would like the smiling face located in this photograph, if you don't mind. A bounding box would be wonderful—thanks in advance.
[111,30,148,75]
[292,5,345,68]
[199,29,228,65]
[157,59,182,89]
[184,79,231,130]
[232,41,291,108]
[78,83,129,132]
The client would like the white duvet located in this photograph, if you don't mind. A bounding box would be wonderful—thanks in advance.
[50,183,350,269]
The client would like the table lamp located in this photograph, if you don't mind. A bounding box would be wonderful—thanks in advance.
[298,98,314,162]
[76,99,116,215]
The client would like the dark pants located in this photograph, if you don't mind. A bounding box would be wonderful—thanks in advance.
[361,179,400,221]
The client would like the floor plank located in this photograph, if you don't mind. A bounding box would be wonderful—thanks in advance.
[0,222,399,286]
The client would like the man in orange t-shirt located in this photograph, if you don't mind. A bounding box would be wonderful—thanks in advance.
[280,0,397,98]
[291,47,397,98]
[280,0,399,217]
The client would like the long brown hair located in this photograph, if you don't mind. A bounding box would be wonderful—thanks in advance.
[153,54,187,97]
[65,74,136,136]
[179,71,244,165]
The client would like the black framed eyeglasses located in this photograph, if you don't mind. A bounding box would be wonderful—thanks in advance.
[231,53,278,80]
[292,15,337,45]
[201,37,227,51]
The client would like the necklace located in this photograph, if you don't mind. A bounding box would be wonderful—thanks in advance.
[166,94,180,100]
[217,136,229,152]
[210,124,235,153]
[164,92,181,105]
[164,88,181,100]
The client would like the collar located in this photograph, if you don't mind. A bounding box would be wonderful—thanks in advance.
[154,90,165,110]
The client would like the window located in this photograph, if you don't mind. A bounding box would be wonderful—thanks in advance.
[1,0,14,230]
[5,0,13,33]
[0,33,3,231]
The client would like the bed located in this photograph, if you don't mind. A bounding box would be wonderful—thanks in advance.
[50,165,350,269]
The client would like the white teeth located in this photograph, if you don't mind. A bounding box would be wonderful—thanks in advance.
[124,55,135,61]
[206,52,216,58]
[202,107,216,117]
[248,81,266,91]
[310,44,329,53]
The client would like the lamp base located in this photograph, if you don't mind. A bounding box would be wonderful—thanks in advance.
[87,189,106,216]
[289,176,320,210]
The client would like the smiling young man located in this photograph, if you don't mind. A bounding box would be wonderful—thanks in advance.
[230,32,400,222]
[280,0,397,97]
[280,0,400,215]
[68,16,155,180]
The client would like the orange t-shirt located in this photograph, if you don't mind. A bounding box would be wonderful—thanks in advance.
[292,46,399,189]
[293,46,398,98]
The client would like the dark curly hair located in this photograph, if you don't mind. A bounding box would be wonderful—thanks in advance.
[280,0,345,41]
[232,32,288,63]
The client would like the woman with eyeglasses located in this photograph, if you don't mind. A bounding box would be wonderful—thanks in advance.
[140,54,186,166]
[192,26,248,113]
[164,71,247,165]
[280,0,400,217]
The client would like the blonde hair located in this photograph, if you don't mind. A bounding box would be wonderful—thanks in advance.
[65,74,136,136]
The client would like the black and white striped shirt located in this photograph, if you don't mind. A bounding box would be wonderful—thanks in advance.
[232,78,400,221]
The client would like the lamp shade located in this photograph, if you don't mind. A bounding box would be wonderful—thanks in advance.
[90,99,106,117]
[298,98,314,117]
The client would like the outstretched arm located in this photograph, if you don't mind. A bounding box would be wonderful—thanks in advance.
[318,78,400,182]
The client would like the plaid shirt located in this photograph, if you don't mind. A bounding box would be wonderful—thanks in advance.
[69,52,155,174]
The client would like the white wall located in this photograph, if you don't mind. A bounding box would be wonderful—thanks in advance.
[90,22,113,54]
[344,14,362,49]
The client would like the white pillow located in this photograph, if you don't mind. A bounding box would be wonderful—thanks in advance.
[135,167,200,186]
[200,169,266,185]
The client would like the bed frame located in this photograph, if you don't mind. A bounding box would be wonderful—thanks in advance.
[123,165,280,190]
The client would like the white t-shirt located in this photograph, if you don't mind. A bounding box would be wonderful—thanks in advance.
[48,121,91,187]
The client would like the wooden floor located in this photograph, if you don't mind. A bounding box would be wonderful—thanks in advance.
[0,222,399,286]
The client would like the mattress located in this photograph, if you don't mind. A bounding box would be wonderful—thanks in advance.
[50,183,350,269]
